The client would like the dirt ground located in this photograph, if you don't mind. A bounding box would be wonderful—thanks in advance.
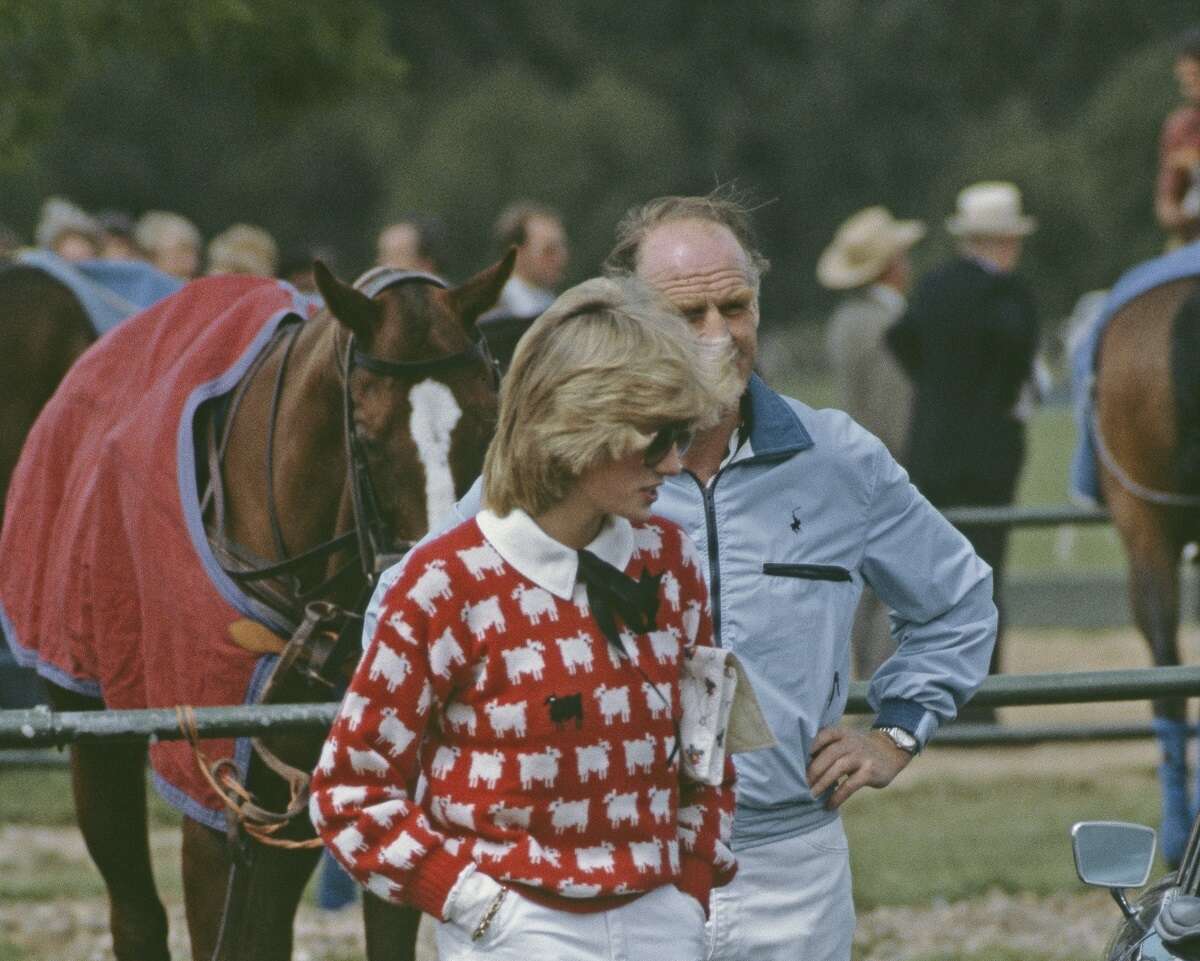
[0,626,1186,960]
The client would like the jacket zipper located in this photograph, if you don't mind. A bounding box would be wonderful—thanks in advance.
[685,469,725,647]
[702,479,723,646]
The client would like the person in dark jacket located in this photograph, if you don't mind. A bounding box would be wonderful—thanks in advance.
[886,181,1039,717]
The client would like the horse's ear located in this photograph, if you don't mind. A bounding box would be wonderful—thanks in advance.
[449,247,518,329]
[313,260,380,343]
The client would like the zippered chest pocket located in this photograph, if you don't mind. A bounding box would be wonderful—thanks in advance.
[762,563,851,582]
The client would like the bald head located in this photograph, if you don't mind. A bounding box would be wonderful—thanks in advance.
[633,218,760,386]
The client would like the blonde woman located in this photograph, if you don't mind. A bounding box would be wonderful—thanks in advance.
[311,276,740,960]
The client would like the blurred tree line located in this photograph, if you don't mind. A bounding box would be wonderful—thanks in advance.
[4,0,1199,341]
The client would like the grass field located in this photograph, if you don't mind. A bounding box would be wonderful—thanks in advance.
[0,629,1176,961]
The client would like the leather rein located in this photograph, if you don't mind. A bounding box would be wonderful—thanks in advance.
[204,270,499,631]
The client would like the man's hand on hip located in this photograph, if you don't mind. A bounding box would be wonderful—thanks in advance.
[806,727,912,810]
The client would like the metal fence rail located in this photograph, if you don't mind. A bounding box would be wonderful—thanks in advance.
[940,504,1109,528]
[4,665,1199,750]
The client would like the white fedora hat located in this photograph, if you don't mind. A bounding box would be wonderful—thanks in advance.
[945,181,1037,237]
[817,206,926,290]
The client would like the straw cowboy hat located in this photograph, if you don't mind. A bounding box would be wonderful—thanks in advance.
[817,206,926,290]
[945,181,1037,237]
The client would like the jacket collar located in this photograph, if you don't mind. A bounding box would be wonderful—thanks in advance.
[476,508,634,600]
[743,373,814,461]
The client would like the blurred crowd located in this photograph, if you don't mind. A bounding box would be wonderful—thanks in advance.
[0,197,571,326]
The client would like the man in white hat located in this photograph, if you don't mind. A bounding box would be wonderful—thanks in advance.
[886,181,1039,719]
[819,206,925,678]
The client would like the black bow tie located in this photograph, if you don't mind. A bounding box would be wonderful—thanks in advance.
[577,549,661,653]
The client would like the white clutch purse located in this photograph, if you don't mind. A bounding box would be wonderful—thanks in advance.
[678,646,775,786]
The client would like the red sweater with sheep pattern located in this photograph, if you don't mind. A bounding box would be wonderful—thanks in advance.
[309,512,736,918]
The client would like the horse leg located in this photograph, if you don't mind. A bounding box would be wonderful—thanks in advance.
[181,818,232,961]
[363,892,422,961]
[1114,500,1189,865]
[46,683,171,961]
[182,814,323,961]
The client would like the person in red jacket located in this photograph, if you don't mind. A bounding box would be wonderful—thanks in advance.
[310,275,741,959]
[1157,27,1200,248]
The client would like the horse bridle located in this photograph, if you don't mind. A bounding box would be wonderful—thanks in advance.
[343,270,501,584]
[209,269,500,633]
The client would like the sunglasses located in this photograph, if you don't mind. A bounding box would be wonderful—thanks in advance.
[643,422,695,467]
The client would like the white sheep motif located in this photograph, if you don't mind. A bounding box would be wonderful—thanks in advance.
[474,838,516,863]
[489,801,533,830]
[332,825,368,861]
[430,745,460,779]
[365,799,407,830]
[633,525,663,558]
[381,831,427,870]
[558,878,603,898]
[461,595,506,641]
[575,842,617,874]
[512,583,559,625]
[594,684,631,725]
[623,735,656,776]
[327,784,367,812]
[368,643,411,692]
[340,692,370,731]
[517,746,562,790]
[407,559,452,615]
[457,542,506,580]
[555,632,595,675]
[500,639,546,684]
[366,873,399,900]
[385,611,418,645]
[575,740,612,783]
[604,790,639,827]
[468,750,505,789]
[527,836,563,867]
[648,787,672,825]
[376,709,416,758]
[484,700,528,738]
[316,737,338,775]
[642,681,672,719]
[548,797,590,834]
[630,839,663,873]
[606,629,641,669]
[429,627,466,678]
[661,570,681,612]
[648,625,682,665]
[348,747,390,778]
[444,701,477,736]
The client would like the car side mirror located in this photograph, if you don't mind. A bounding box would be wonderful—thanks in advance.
[1072,821,1156,892]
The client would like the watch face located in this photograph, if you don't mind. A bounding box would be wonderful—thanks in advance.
[880,727,917,752]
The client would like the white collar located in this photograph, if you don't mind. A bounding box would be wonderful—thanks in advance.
[476,508,635,600]
[868,283,906,314]
[714,422,753,480]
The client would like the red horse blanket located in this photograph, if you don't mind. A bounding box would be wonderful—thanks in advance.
[0,275,317,829]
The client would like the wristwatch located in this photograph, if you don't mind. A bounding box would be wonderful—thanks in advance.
[873,725,920,756]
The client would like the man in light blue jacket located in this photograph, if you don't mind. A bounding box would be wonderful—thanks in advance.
[373,194,996,961]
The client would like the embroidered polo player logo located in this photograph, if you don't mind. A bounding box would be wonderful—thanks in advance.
[789,508,803,534]
[545,692,584,730]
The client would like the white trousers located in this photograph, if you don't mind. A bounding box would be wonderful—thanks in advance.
[705,818,855,961]
[433,883,706,961]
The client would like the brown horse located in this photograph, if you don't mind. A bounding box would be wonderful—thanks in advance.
[0,263,94,708]
[0,262,93,510]
[1094,275,1200,867]
[16,254,512,961]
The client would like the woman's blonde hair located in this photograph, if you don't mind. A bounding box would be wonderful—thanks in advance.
[483,275,740,516]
